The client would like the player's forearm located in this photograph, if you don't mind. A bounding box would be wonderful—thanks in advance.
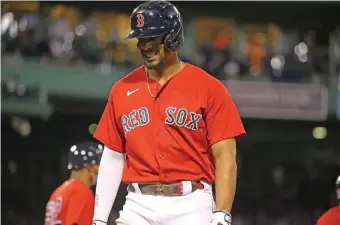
[214,152,237,212]
[93,146,124,223]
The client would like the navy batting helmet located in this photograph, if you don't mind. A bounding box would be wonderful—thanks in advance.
[125,0,184,51]
[67,141,103,170]
[336,175,340,200]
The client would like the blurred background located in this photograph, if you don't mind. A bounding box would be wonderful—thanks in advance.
[1,1,340,225]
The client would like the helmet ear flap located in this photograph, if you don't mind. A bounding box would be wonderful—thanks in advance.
[164,27,183,51]
[164,30,175,51]
[164,19,183,51]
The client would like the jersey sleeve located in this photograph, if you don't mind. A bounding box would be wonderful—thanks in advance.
[204,80,246,146]
[93,86,125,153]
[64,190,94,225]
[316,208,340,225]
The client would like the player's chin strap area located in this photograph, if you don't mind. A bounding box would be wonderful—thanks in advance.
[210,210,232,225]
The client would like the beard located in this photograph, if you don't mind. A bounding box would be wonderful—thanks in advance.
[144,53,166,70]
[140,43,166,70]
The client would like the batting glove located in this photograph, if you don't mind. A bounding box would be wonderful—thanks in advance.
[92,220,107,225]
[210,210,232,225]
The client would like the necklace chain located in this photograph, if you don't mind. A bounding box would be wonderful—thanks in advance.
[145,61,184,99]
[146,71,157,98]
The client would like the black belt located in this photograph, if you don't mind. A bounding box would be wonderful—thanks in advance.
[128,181,204,196]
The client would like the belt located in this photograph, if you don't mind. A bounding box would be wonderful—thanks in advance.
[128,181,204,197]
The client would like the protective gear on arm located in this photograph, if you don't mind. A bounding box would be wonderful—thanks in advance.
[92,146,124,223]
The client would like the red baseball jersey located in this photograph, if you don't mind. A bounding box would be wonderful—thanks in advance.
[317,207,340,225]
[45,179,94,225]
[94,63,245,184]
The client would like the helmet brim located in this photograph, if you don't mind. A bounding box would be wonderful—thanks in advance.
[124,28,169,40]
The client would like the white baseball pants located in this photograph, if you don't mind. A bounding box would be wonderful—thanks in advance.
[116,182,215,225]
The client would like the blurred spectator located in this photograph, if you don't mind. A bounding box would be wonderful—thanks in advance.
[245,30,267,76]
[1,11,20,54]
[214,29,230,50]
[18,11,41,58]
[48,5,73,59]
[73,11,102,64]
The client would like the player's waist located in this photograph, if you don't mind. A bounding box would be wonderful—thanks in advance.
[121,164,216,184]
[128,180,211,197]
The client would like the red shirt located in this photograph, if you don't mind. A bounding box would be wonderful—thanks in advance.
[317,207,340,225]
[45,179,94,225]
[94,63,245,184]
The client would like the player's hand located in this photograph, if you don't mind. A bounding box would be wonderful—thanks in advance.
[210,210,232,225]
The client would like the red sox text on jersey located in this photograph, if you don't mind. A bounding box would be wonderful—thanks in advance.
[121,106,202,134]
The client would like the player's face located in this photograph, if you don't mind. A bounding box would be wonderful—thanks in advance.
[89,165,99,186]
[137,36,166,70]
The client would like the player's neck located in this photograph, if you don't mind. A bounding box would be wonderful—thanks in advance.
[147,55,183,84]
[70,171,91,187]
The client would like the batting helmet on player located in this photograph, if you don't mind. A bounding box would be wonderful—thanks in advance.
[336,175,340,201]
[67,141,103,170]
[125,0,184,51]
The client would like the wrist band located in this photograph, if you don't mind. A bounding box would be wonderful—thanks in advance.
[213,209,232,216]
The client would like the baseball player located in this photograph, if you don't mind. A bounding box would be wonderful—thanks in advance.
[316,175,340,225]
[92,1,245,225]
[45,141,103,225]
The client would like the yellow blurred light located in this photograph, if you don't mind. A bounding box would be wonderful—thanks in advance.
[312,127,327,140]
[88,123,98,135]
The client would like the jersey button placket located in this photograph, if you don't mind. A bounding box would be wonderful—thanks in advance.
[154,84,162,96]
[153,93,163,180]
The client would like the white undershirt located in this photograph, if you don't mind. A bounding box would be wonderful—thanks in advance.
[92,146,124,224]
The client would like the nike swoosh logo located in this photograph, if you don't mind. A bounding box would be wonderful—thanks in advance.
[127,88,139,96]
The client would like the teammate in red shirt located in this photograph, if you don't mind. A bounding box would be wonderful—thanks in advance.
[45,141,103,225]
[316,175,340,225]
[92,1,245,225]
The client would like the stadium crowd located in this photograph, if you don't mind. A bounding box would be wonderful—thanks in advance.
[1,2,333,83]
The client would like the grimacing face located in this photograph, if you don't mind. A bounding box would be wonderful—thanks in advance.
[137,36,167,70]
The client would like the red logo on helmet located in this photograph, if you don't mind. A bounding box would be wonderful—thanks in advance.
[136,13,144,28]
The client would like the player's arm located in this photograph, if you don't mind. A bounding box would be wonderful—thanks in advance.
[204,79,245,224]
[212,138,237,212]
[92,146,124,225]
[92,86,126,224]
